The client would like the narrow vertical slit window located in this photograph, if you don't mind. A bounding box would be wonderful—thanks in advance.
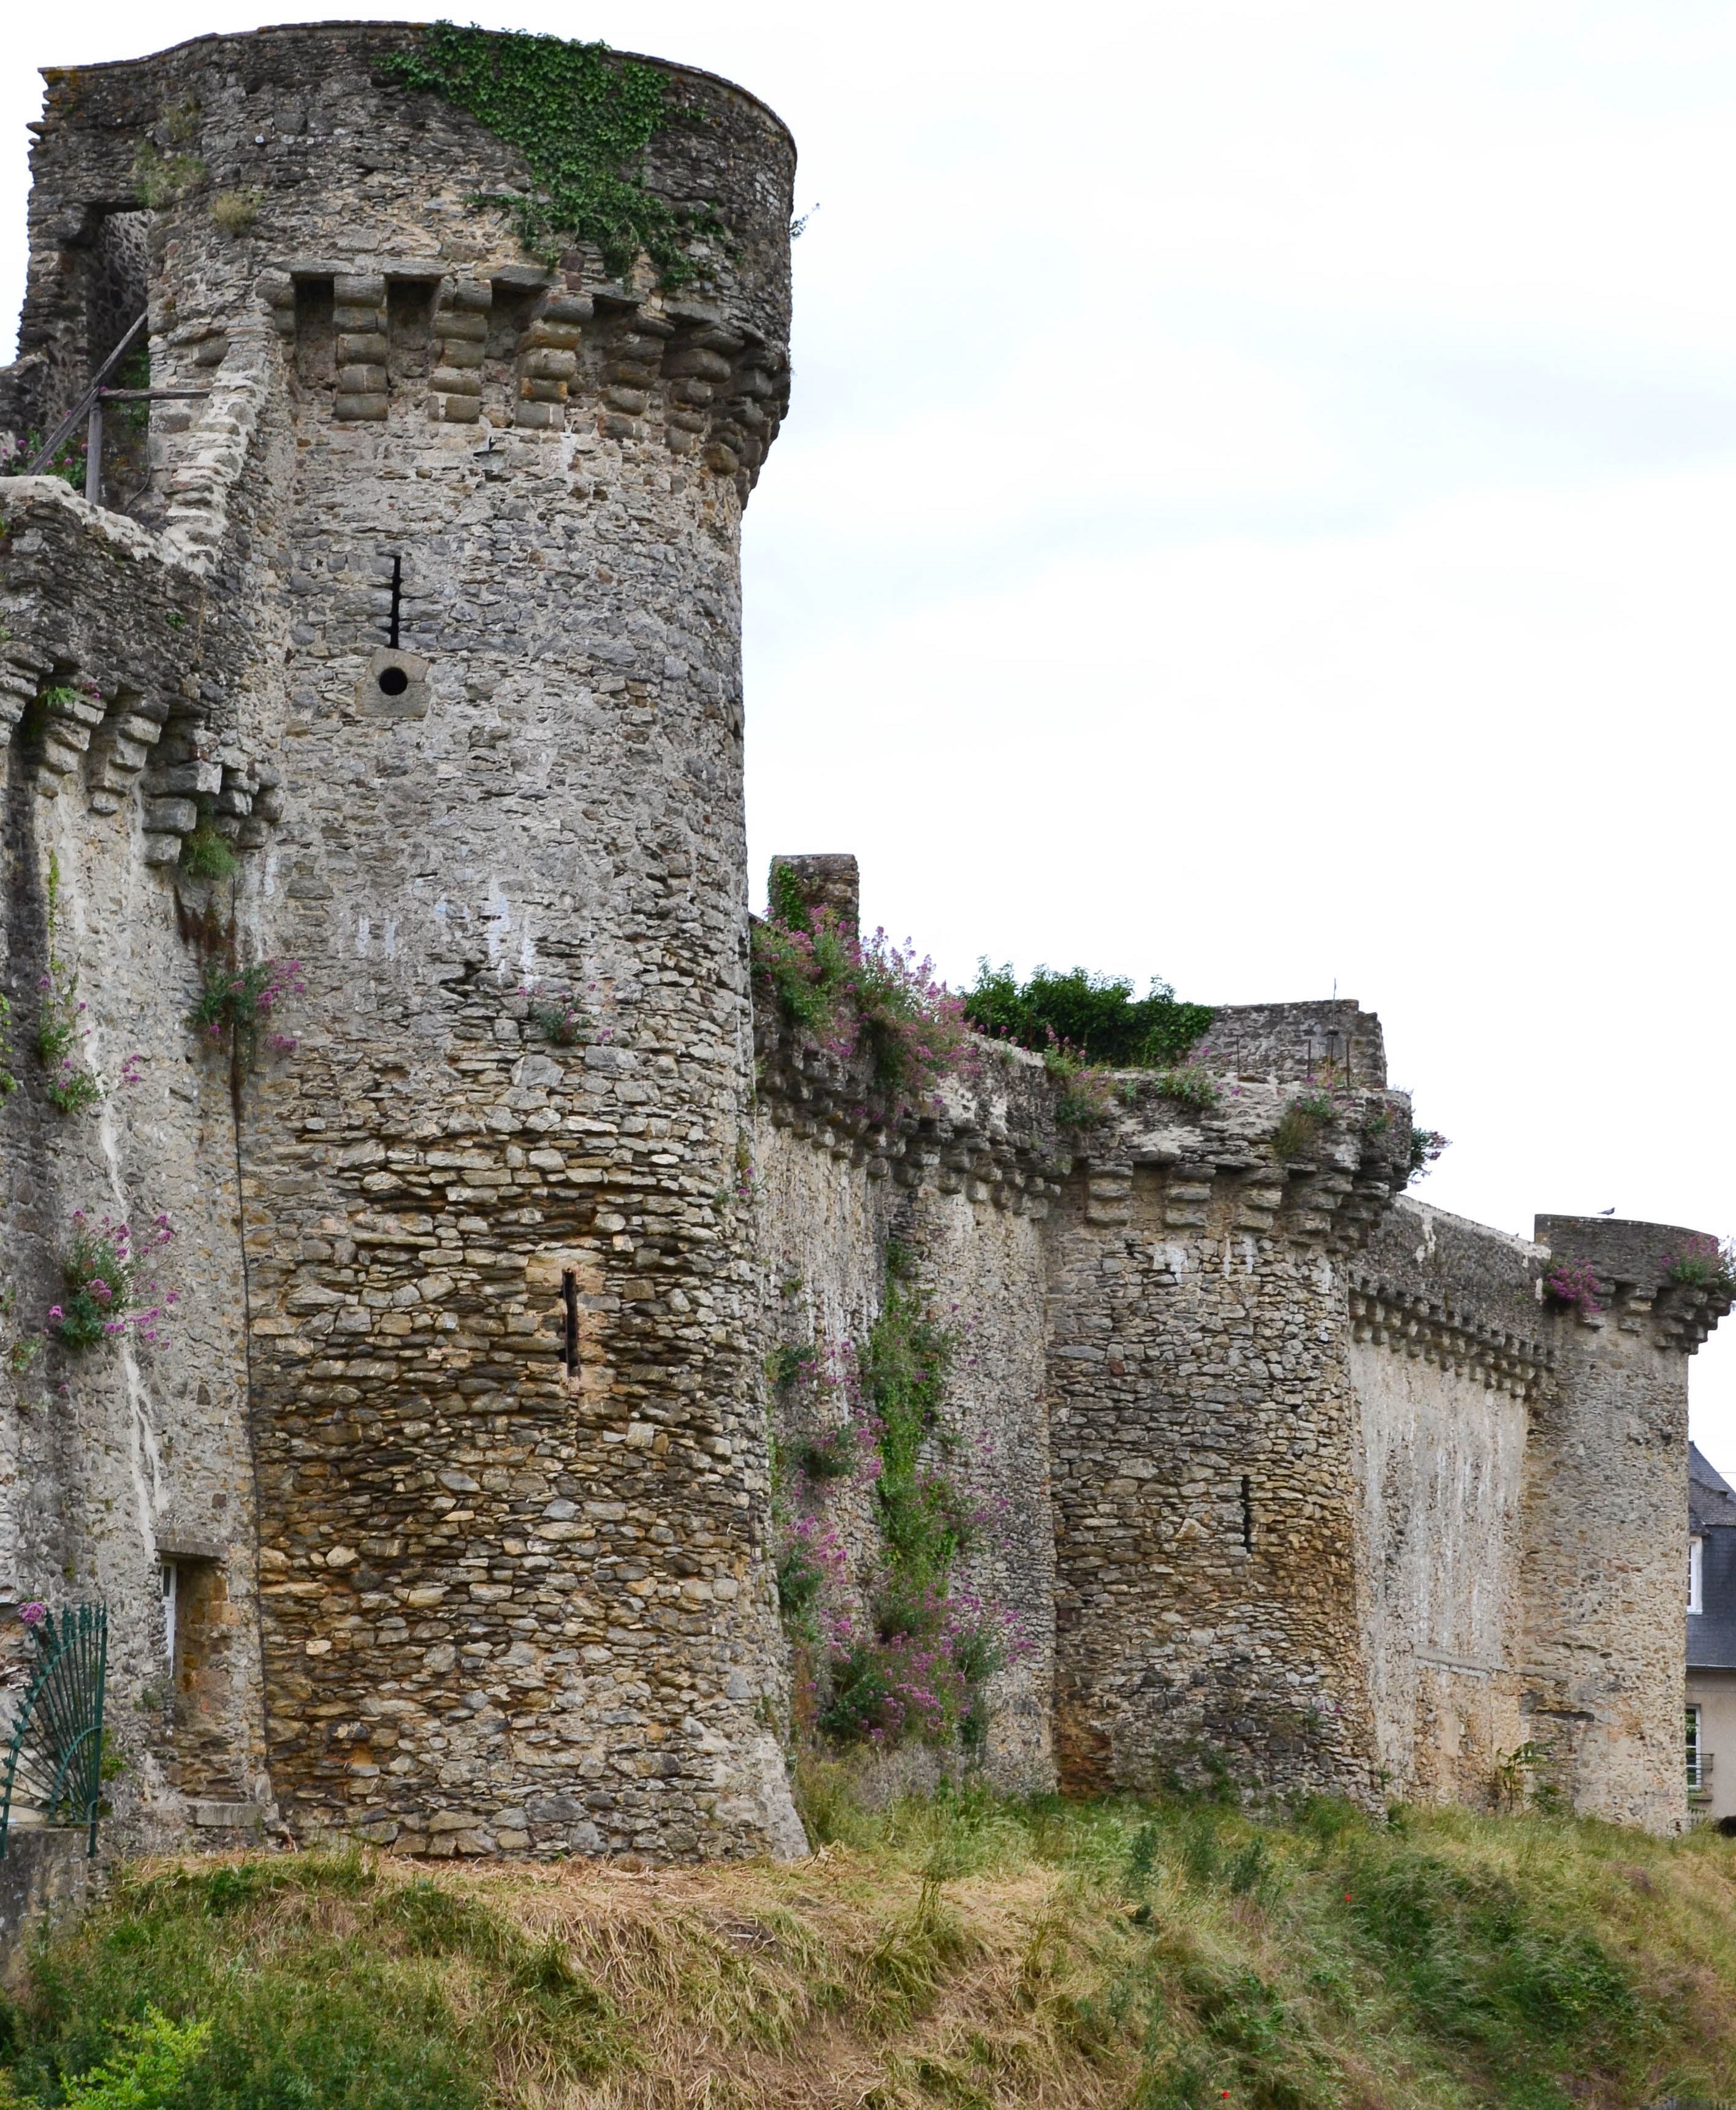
[1240,1476,1254,1551]
[562,1269,579,1376]
[159,1559,178,1667]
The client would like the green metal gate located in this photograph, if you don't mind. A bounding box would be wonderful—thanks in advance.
[0,1604,108,1858]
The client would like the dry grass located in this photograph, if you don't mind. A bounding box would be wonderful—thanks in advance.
[12,1781,1736,2108]
[428,1848,1133,2109]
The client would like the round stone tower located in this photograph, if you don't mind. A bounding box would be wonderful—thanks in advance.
[0,23,804,1859]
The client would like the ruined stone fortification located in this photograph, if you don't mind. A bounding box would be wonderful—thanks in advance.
[0,25,1724,1877]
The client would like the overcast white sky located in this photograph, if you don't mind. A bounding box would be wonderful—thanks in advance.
[6,1,1736,1466]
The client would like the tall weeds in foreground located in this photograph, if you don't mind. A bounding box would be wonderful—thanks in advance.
[7,1789,1736,2107]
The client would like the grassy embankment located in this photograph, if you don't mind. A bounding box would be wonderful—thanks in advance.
[5,1773,1736,2108]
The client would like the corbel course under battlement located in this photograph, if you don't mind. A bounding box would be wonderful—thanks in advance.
[1346,1274,1553,1399]
[755,1011,1413,1252]
[0,464,284,861]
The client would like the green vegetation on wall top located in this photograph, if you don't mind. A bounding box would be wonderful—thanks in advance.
[965,961,1213,1070]
[383,24,715,285]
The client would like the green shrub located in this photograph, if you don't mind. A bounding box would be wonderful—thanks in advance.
[1664,1234,1736,1297]
[793,1428,858,1481]
[1043,1043,1117,1127]
[188,958,304,1075]
[35,855,102,1114]
[37,2006,211,2109]
[752,894,973,1125]
[1272,1105,1326,1161]
[966,961,1211,1068]
[1407,1123,1449,1182]
[209,188,261,235]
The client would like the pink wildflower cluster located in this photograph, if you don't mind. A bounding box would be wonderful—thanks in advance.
[752,904,977,1125]
[1543,1259,1602,1315]
[50,1208,177,1351]
[1663,1233,1736,1297]
[18,1600,45,1627]
[818,1586,1026,1748]
[1043,1038,1119,1128]
[775,1512,848,1626]
[36,966,101,1114]
[190,958,306,1072]
[517,980,587,1047]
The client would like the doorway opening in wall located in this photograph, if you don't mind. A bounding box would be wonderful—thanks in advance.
[156,1552,233,1795]
[79,209,154,512]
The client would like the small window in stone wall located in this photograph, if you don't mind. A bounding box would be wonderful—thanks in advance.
[159,1555,232,1794]
[1692,1534,1705,1614]
[1688,1704,1707,1793]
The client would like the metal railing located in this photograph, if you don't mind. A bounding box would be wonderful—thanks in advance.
[0,1603,108,1859]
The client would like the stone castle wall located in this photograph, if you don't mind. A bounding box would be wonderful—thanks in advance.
[0,24,1724,1878]
[2,21,804,1862]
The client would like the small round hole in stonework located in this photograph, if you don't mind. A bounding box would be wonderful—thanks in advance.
[378,665,411,697]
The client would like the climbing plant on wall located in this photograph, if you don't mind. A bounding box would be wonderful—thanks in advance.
[36,855,102,1115]
[382,25,717,284]
[773,1245,1016,1754]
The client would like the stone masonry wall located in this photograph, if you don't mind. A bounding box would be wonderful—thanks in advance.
[752,1043,1059,1791]
[1348,1201,1553,1807]
[1349,1202,1730,1829]
[2,23,806,1863]
[1,472,282,1848]
[1522,1216,1727,1830]
[1048,1013,1414,1800]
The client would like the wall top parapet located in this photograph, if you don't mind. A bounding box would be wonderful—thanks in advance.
[1536,1214,1736,1356]
[44,22,798,148]
[1189,999,1387,1089]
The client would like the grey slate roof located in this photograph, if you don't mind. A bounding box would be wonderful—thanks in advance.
[1689,1444,1736,1669]
[1692,1444,1736,1529]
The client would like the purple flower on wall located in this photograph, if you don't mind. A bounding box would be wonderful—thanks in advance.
[1544,1259,1602,1315]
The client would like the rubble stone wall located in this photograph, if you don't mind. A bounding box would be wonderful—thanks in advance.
[1347,1202,1550,1806]
[2,21,805,1864]
[1522,1214,1723,1831]
[750,1073,1058,1792]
